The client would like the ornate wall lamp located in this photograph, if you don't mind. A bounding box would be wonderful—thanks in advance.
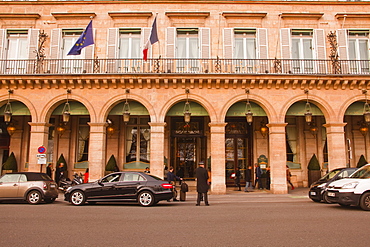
[62,89,71,124]
[304,89,313,125]
[123,89,130,123]
[106,119,115,137]
[183,89,191,123]
[359,122,368,137]
[260,121,268,138]
[309,123,318,136]
[56,124,66,136]
[3,90,14,124]
[362,90,370,124]
[6,123,16,136]
[245,89,253,125]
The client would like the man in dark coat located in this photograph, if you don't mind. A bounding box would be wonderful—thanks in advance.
[195,161,209,206]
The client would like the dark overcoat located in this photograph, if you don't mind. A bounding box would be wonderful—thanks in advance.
[195,167,209,193]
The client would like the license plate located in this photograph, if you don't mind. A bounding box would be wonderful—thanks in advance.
[310,191,316,196]
[327,192,335,197]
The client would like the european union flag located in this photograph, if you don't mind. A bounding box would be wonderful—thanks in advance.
[67,20,94,56]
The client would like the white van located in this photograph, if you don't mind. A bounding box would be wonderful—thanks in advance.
[326,164,370,210]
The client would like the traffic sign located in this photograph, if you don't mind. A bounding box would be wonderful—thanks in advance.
[38,146,46,154]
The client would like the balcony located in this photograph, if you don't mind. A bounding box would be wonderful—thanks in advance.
[0,58,369,75]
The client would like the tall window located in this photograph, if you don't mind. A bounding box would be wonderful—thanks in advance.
[176,28,199,72]
[61,29,84,73]
[6,30,28,73]
[77,118,90,162]
[291,29,313,73]
[286,118,297,163]
[348,30,369,73]
[118,29,141,58]
[234,29,256,59]
[125,117,150,164]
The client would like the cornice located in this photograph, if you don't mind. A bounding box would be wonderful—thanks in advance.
[108,12,153,19]
[222,12,267,19]
[280,13,324,19]
[165,12,210,18]
[0,13,40,19]
[336,13,370,19]
[51,13,96,20]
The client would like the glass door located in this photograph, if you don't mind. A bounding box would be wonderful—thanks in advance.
[176,137,197,179]
[226,138,248,186]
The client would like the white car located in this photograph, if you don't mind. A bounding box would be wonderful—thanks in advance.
[326,164,370,210]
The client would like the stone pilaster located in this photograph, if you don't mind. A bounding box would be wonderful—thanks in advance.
[28,122,51,172]
[148,122,166,179]
[323,123,347,170]
[88,122,107,181]
[267,123,288,194]
[209,122,227,194]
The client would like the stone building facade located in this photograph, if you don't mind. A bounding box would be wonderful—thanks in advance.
[1,1,370,194]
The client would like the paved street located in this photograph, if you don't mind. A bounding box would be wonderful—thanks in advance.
[0,188,369,247]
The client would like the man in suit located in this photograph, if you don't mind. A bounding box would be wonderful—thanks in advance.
[195,161,209,206]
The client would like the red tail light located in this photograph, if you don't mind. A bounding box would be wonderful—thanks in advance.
[43,182,47,190]
[161,183,173,189]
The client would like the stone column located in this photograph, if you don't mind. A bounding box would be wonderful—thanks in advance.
[268,123,288,194]
[28,122,51,172]
[88,122,107,181]
[209,122,227,194]
[324,123,347,170]
[148,122,166,179]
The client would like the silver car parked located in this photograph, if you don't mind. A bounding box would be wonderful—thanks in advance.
[0,172,58,204]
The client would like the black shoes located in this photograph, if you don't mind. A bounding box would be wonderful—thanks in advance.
[173,199,179,201]
[196,204,200,206]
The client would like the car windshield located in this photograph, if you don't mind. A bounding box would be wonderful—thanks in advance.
[319,169,341,181]
[350,166,370,179]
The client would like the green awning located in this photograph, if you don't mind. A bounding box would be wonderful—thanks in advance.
[167,102,208,116]
[109,101,149,115]
[286,102,323,116]
[345,102,366,115]
[227,102,266,116]
[0,101,30,115]
[52,101,89,115]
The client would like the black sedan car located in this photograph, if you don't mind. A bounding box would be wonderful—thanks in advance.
[64,172,173,206]
[309,167,357,203]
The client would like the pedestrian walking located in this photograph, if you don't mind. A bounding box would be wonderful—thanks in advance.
[244,166,252,192]
[286,165,295,190]
[46,163,53,179]
[235,167,241,191]
[195,161,209,206]
[254,163,262,189]
[167,167,182,201]
[55,163,65,185]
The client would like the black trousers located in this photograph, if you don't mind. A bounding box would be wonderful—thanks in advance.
[197,192,208,205]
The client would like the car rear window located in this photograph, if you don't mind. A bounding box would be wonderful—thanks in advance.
[26,173,52,181]
[148,175,163,181]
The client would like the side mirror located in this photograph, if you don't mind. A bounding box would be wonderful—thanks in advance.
[98,180,103,186]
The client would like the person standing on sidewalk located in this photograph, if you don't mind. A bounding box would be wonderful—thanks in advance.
[195,161,209,206]
[167,167,182,201]
[244,166,252,192]
[254,163,262,189]
[235,167,241,191]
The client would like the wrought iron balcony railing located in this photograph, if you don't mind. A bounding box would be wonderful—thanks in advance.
[0,58,369,75]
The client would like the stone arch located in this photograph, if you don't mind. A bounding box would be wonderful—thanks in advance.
[338,94,367,121]
[220,93,277,123]
[40,93,96,123]
[281,93,334,123]
[159,93,217,122]
[0,93,37,122]
[99,93,156,122]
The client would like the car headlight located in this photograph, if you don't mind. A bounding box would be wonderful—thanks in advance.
[341,182,359,189]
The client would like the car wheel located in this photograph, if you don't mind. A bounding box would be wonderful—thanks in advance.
[138,191,154,207]
[322,192,332,204]
[44,198,56,204]
[70,190,86,206]
[359,192,370,211]
[27,190,42,204]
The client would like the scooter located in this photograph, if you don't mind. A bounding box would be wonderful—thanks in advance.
[58,173,84,191]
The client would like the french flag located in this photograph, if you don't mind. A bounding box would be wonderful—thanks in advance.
[143,16,159,61]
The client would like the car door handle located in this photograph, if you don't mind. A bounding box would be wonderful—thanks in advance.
[13,184,18,186]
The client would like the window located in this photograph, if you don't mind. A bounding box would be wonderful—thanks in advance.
[118,29,141,59]
[5,30,28,73]
[125,117,150,164]
[234,29,256,72]
[123,173,145,182]
[0,174,21,183]
[101,173,121,183]
[291,29,313,73]
[77,118,89,162]
[176,28,199,72]
[286,118,297,163]
[348,30,369,73]
[61,29,84,73]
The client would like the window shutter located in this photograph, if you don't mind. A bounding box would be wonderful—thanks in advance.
[280,28,291,59]
[166,27,176,58]
[280,28,291,72]
[49,28,61,73]
[107,28,118,59]
[337,29,348,60]
[199,27,210,59]
[27,29,39,60]
[257,28,268,59]
[223,28,233,59]
[314,29,327,73]
[0,29,5,59]
[83,28,96,73]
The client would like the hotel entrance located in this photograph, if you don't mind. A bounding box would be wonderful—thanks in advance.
[225,119,253,186]
[170,117,207,180]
